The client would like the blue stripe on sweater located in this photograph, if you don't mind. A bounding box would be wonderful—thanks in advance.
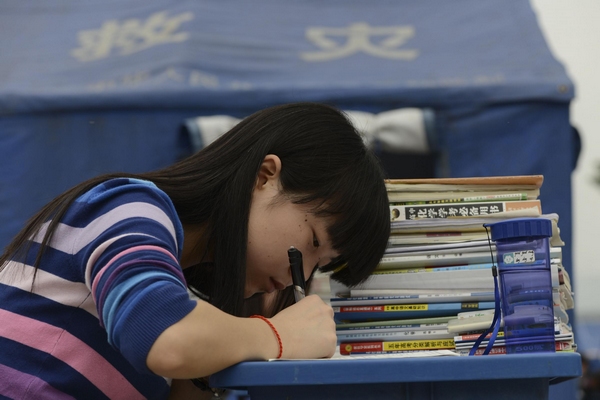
[102,271,183,342]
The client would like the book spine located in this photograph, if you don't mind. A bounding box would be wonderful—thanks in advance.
[390,193,528,205]
[384,175,543,186]
[350,288,493,295]
[387,232,488,245]
[337,329,453,342]
[356,269,494,291]
[454,331,505,342]
[457,340,573,356]
[377,252,494,269]
[334,303,495,314]
[332,301,495,313]
[455,346,508,356]
[457,309,496,319]
[376,251,570,271]
[336,323,449,332]
[373,263,493,274]
[333,302,496,321]
[335,316,456,330]
[339,339,455,355]
[389,200,541,221]
[330,291,495,306]
[456,334,573,349]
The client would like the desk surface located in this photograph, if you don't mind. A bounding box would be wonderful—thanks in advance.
[211,352,581,387]
[210,352,582,400]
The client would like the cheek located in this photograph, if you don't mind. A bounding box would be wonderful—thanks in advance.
[246,237,265,275]
[246,233,278,276]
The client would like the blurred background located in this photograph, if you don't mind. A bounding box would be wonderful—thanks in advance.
[0,1,598,399]
[531,0,600,390]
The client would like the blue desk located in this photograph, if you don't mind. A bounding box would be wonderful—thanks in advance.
[210,352,581,400]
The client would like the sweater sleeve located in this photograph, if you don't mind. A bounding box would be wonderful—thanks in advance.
[70,178,197,374]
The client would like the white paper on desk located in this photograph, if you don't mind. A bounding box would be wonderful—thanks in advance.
[269,349,459,361]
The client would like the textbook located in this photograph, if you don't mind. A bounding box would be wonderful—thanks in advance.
[374,263,494,274]
[389,199,541,221]
[339,338,456,355]
[385,175,543,192]
[383,245,496,258]
[335,316,455,331]
[389,214,563,245]
[376,247,562,270]
[331,260,561,297]
[390,193,529,205]
[454,333,574,351]
[353,268,495,291]
[454,340,574,356]
[337,329,454,343]
[377,251,495,269]
[454,331,504,344]
[385,175,543,203]
[333,302,495,322]
[330,290,495,306]
[385,175,544,189]
[447,312,501,334]
[388,190,541,203]
[384,240,491,254]
[387,231,490,246]
[457,308,496,319]
[336,322,449,333]
[454,322,573,345]
[390,211,544,232]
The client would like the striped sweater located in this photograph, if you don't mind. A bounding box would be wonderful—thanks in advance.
[0,178,197,399]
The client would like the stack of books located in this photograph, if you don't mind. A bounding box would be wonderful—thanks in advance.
[330,175,575,356]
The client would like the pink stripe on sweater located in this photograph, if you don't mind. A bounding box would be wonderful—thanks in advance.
[0,364,75,400]
[91,245,178,302]
[0,309,145,399]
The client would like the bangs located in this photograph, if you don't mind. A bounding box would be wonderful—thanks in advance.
[291,153,390,287]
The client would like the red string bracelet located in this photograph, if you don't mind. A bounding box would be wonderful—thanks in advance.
[250,315,283,359]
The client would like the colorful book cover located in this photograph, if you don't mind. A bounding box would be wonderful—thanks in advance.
[333,302,496,322]
[339,339,456,355]
[337,329,453,343]
[389,200,541,221]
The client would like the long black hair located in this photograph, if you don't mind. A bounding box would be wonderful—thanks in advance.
[1,103,390,317]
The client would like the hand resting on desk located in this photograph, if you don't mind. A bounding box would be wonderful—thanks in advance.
[147,294,336,379]
[271,294,337,360]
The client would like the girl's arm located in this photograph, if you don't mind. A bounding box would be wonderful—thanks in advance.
[147,294,336,379]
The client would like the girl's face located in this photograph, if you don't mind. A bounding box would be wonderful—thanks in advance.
[245,157,340,298]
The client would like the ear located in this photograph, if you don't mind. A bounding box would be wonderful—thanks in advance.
[255,154,282,189]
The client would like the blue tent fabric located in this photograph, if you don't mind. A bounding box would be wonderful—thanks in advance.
[2,0,576,253]
[0,0,576,275]
[1,0,572,113]
[0,1,580,397]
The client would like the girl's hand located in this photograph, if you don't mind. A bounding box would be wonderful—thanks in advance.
[269,294,337,359]
[148,296,335,378]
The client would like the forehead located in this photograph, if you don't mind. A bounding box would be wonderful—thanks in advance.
[270,193,340,244]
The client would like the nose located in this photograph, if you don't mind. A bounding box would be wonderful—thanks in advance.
[273,279,286,291]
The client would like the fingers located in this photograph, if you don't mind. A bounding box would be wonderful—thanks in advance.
[270,295,336,359]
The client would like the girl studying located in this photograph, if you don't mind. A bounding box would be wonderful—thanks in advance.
[0,102,390,399]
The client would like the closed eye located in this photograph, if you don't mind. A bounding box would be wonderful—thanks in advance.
[313,232,320,248]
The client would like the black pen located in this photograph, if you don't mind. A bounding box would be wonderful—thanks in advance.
[288,246,305,302]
